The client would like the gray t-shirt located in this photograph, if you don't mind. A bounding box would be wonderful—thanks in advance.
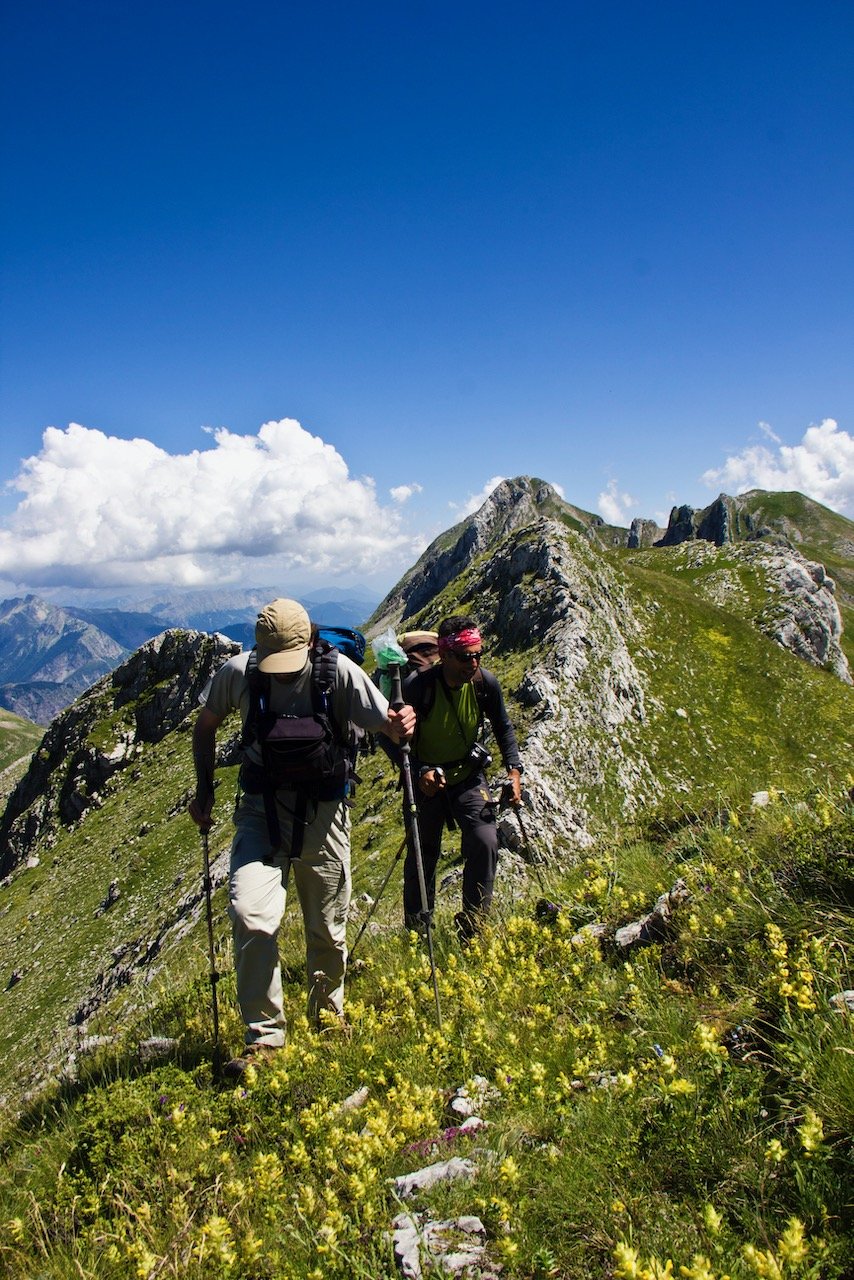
[201,649,391,767]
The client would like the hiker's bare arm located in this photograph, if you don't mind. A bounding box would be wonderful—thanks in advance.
[189,708,224,831]
[383,705,416,743]
[505,767,522,807]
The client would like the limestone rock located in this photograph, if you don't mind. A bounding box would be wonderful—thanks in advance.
[393,1157,477,1199]
[391,1212,495,1280]
[614,879,692,950]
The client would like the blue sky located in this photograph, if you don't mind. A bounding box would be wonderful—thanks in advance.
[1,1,852,598]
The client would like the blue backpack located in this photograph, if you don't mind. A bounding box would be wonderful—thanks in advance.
[314,626,366,666]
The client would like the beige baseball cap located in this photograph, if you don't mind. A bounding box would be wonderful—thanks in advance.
[399,630,439,653]
[255,598,311,673]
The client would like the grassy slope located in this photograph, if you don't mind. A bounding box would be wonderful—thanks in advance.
[1,519,853,1276]
[616,544,854,811]
[0,785,851,1278]
[2,532,853,1105]
[0,711,44,804]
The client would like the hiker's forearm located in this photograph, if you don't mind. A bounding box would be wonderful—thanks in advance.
[192,716,219,801]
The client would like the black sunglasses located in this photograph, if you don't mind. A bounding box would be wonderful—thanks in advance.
[451,649,484,662]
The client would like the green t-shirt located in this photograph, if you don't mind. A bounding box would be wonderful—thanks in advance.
[416,679,480,785]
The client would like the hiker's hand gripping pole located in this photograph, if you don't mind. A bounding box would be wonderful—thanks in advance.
[388,662,443,1029]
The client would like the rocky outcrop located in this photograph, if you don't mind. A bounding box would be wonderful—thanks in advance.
[417,517,660,848]
[0,630,239,877]
[753,546,851,683]
[658,494,769,548]
[628,518,665,548]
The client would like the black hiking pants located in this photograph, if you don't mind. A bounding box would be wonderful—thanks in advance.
[403,771,497,935]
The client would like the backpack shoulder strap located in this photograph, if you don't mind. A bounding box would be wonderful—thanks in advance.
[472,667,488,715]
[310,639,343,737]
[404,665,439,718]
[241,648,270,747]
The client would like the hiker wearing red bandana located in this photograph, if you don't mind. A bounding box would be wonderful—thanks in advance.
[402,614,523,940]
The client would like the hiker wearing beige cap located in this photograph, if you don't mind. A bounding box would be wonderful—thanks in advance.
[189,598,414,1077]
[399,630,439,672]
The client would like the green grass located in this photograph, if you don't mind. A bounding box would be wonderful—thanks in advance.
[0,785,851,1278]
[0,710,44,802]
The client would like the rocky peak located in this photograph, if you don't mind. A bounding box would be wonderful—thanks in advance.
[369,477,602,632]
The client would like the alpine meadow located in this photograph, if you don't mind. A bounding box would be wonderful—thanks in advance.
[0,478,852,1280]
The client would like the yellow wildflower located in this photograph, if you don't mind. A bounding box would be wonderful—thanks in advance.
[679,1255,716,1280]
[614,1242,642,1278]
[797,1107,824,1156]
[777,1217,808,1264]
[703,1203,723,1235]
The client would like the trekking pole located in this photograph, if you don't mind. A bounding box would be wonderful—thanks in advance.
[500,780,550,895]
[348,834,407,964]
[200,828,223,1081]
[388,661,443,1029]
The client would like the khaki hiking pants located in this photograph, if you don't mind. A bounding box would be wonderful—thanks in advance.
[228,792,352,1047]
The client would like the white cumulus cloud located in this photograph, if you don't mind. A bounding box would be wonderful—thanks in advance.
[597,478,637,526]
[0,419,423,589]
[701,419,854,516]
[390,482,423,504]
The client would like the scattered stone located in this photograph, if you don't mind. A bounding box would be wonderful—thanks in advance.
[449,1075,501,1119]
[752,791,771,808]
[614,879,691,951]
[675,707,689,719]
[391,1211,495,1279]
[457,1115,487,1135]
[94,879,121,917]
[830,990,854,1016]
[339,1085,370,1113]
[347,892,375,921]
[78,1034,115,1055]
[393,1157,476,1200]
[137,1037,178,1063]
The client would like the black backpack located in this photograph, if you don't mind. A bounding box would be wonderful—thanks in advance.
[239,639,360,856]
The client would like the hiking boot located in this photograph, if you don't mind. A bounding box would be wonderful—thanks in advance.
[404,911,432,936]
[454,910,477,944]
[222,1042,281,1081]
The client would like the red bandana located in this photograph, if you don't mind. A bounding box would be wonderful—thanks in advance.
[438,627,482,653]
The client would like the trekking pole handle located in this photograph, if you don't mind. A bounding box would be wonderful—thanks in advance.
[388,662,404,711]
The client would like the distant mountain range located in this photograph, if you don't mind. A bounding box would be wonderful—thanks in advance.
[0,588,380,725]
